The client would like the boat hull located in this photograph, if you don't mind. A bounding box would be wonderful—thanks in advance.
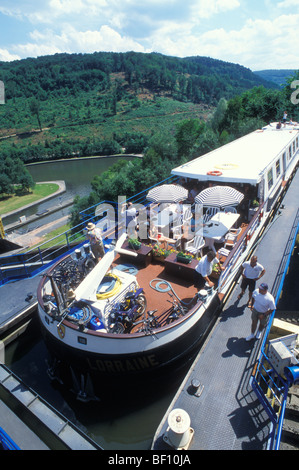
[38,293,220,383]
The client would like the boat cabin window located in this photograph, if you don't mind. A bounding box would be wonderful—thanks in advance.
[288,145,292,161]
[276,159,281,178]
[267,168,274,191]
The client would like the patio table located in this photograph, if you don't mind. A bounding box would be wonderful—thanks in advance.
[151,204,180,236]
[201,212,240,253]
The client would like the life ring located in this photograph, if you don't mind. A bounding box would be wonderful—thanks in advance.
[207,170,222,176]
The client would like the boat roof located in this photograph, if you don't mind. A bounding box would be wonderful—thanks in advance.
[172,124,299,185]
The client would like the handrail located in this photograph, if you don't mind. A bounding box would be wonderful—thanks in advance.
[0,175,179,286]
[79,174,179,219]
[217,203,265,292]
[0,426,20,450]
[250,212,299,450]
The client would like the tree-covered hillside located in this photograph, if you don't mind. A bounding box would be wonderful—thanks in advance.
[0,51,297,201]
[1,51,276,103]
[254,69,297,88]
[0,51,276,161]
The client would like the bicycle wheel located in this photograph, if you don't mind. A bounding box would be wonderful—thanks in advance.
[135,294,147,317]
[179,305,189,315]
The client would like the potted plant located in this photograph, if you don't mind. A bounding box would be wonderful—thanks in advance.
[250,199,259,208]
[152,244,171,262]
[128,238,142,250]
[176,251,192,264]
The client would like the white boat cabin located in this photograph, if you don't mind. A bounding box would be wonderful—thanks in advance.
[172,123,299,214]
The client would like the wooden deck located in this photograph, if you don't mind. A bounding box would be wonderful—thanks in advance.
[113,255,198,318]
[112,220,249,325]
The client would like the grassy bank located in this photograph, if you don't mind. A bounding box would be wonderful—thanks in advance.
[0,182,60,215]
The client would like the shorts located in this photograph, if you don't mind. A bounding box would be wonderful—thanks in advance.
[240,277,256,292]
[251,308,268,328]
[90,241,105,259]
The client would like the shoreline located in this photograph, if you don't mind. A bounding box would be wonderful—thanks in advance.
[25,153,143,167]
[1,180,66,220]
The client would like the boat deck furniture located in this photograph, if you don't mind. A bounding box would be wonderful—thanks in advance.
[120,241,153,267]
[184,235,205,257]
[151,204,179,235]
[164,252,198,281]
[223,227,242,249]
[152,165,299,451]
[202,212,240,253]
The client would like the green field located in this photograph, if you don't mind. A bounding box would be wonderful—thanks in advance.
[0,182,60,215]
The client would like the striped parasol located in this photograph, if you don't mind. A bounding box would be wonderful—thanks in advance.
[195,185,244,207]
[146,184,188,203]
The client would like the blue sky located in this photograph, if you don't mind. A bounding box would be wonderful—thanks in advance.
[0,0,298,70]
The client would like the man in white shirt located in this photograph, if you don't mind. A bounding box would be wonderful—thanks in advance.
[246,283,276,341]
[195,251,222,288]
[238,256,265,306]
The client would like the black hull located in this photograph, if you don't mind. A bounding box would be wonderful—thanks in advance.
[39,295,221,396]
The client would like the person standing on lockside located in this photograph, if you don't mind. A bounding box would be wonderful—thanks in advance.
[246,283,276,341]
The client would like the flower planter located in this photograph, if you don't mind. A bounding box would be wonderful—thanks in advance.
[176,254,192,264]
[153,255,166,263]
[128,239,142,250]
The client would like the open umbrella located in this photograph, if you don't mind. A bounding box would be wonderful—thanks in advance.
[195,185,244,208]
[146,184,188,203]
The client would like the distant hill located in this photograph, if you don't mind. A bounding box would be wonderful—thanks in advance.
[0,51,279,163]
[0,51,277,104]
[254,69,297,87]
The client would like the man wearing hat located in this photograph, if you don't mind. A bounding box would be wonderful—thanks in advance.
[246,283,276,341]
[86,222,105,262]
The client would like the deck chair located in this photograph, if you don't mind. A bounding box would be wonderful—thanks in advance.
[203,207,219,223]
[183,206,192,223]
[224,206,237,213]
[223,227,242,249]
[185,235,205,257]
[167,226,183,249]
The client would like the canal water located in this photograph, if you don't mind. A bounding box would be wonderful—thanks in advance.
[5,318,194,450]
[3,153,195,450]
[3,155,137,229]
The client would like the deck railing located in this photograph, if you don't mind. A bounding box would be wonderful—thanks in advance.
[0,175,179,286]
[250,210,299,450]
[217,203,265,293]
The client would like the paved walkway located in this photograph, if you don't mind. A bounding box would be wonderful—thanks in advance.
[153,168,299,450]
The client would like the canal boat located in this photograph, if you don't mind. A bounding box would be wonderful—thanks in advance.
[37,123,299,399]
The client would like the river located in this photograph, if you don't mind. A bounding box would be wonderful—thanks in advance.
[4,155,298,450]
[3,155,137,229]
[3,154,194,450]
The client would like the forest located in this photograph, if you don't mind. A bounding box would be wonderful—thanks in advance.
[69,73,299,227]
[0,50,298,207]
